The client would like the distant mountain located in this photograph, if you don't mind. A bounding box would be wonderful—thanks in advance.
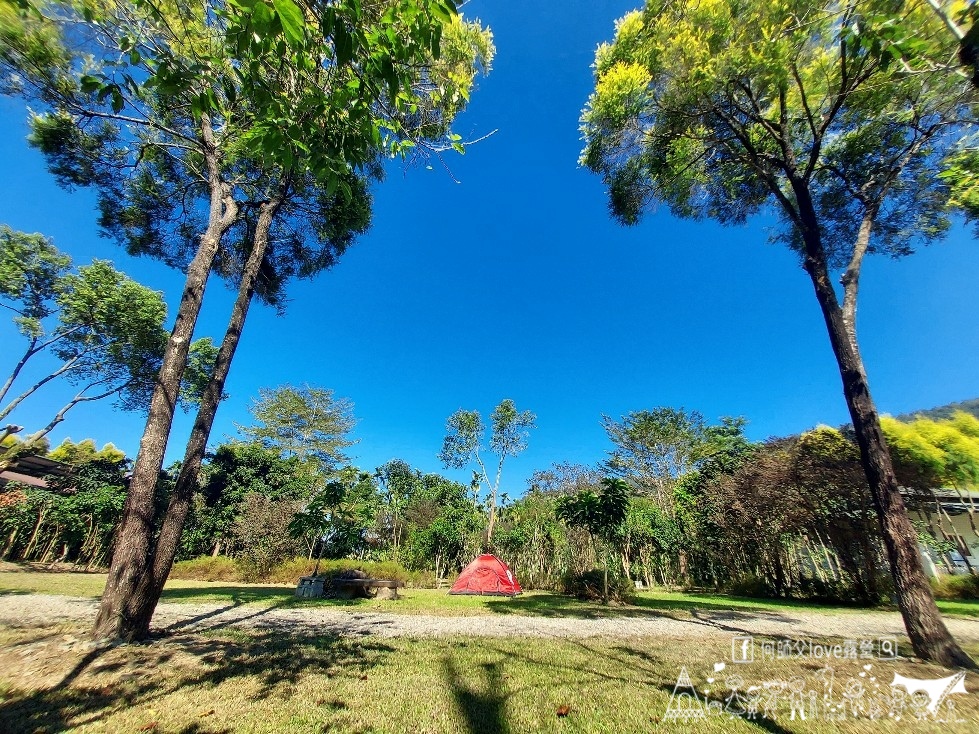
[893,398,979,423]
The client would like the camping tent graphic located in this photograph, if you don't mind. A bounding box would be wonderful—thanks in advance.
[665,667,707,720]
[449,554,522,596]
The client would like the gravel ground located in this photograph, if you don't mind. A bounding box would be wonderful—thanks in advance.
[3,593,979,645]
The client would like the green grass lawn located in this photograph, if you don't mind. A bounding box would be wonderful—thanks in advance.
[2,568,979,732]
[3,567,979,619]
[1,621,978,733]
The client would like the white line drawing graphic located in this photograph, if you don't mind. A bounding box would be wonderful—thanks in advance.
[891,672,968,715]
[665,667,706,720]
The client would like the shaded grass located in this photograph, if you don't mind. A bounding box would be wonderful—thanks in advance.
[1,621,977,733]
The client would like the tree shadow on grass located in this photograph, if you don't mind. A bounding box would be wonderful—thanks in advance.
[444,657,510,734]
[482,592,806,626]
[160,585,293,605]
[482,593,674,620]
[0,627,394,734]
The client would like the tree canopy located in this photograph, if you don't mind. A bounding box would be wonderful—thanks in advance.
[581,0,976,667]
[0,225,213,442]
[439,398,536,545]
[239,384,358,473]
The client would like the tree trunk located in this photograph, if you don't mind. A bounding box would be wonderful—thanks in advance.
[486,495,498,547]
[22,508,46,560]
[799,226,974,668]
[125,197,281,639]
[1,528,19,559]
[92,130,237,642]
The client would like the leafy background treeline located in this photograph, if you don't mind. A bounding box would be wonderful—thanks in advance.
[3,388,978,603]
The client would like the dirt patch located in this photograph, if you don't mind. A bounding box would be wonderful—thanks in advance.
[3,592,979,646]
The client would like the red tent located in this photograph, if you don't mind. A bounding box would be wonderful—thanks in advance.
[449,554,522,596]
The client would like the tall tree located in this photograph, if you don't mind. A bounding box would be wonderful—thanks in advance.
[374,458,423,561]
[602,408,731,510]
[240,385,358,470]
[555,477,630,603]
[2,0,492,639]
[581,0,975,666]
[439,399,536,545]
[0,226,182,443]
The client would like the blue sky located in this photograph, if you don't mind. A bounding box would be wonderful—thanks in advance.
[2,0,978,498]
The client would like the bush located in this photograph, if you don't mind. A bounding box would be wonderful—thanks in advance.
[931,573,979,600]
[261,557,411,585]
[726,573,886,606]
[168,555,416,585]
[404,569,439,589]
[725,576,776,599]
[170,556,242,582]
[560,568,635,603]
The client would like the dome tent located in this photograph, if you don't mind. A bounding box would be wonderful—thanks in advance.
[449,553,522,596]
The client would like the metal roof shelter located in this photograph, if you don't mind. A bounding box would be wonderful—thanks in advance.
[0,454,73,490]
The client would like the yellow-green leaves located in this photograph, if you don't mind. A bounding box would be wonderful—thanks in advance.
[591,61,650,122]
[882,413,979,489]
[582,0,973,236]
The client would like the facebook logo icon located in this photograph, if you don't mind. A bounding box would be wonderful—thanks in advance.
[732,636,754,663]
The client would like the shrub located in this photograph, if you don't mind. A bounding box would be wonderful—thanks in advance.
[261,557,411,584]
[258,557,318,583]
[560,568,635,603]
[931,573,979,600]
[726,576,776,599]
[168,555,415,585]
[169,556,242,582]
[405,569,439,589]
[232,494,304,580]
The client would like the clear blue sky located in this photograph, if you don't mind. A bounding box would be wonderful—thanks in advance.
[2,0,978,498]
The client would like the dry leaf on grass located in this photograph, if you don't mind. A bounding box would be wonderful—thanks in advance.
[556,705,571,717]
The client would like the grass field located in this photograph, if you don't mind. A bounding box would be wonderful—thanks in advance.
[2,567,978,619]
[2,568,979,732]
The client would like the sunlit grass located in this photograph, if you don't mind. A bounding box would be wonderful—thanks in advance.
[0,621,977,733]
[3,568,978,620]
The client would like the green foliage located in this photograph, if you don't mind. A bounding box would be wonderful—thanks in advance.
[489,399,536,458]
[882,411,979,489]
[180,440,313,558]
[559,568,635,603]
[581,0,971,260]
[0,455,128,567]
[290,466,380,559]
[439,399,536,544]
[239,385,357,473]
[167,555,413,585]
[931,573,979,601]
[48,438,126,465]
[555,477,629,542]
[492,489,565,589]
[233,493,305,580]
[602,408,744,508]
[168,555,241,582]
[0,224,70,334]
[0,226,214,430]
[438,409,484,469]
[440,400,536,470]
[2,0,494,281]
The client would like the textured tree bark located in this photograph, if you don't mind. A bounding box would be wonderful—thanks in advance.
[125,198,281,639]
[92,127,238,642]
[796,206,975,668]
